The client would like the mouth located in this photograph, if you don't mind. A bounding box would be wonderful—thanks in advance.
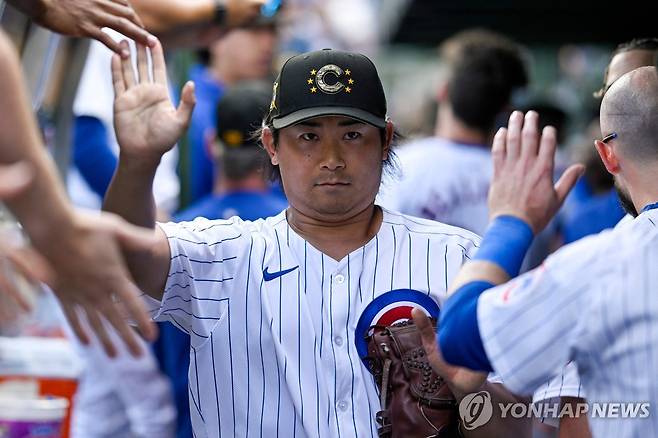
[315,181,350,187]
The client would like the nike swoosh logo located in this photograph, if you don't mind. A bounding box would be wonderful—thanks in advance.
[263,265,299,281]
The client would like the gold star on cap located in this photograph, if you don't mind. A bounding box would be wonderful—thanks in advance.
[310,69,317,75]
[307,78,313,85]
[310,86,317,93]
[348,78,354,85]
[345,87,352,93]
[269,82,278,110]
[345,69,351,76]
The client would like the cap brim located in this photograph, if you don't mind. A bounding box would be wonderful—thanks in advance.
[272,106,386,129]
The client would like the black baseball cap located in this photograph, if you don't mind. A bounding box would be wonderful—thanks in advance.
[216,82,272,149]
[267,49,387,129]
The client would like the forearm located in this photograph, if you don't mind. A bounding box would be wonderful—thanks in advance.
[103,155,160,230]
[0,31,76,251]
[131,0,215,33]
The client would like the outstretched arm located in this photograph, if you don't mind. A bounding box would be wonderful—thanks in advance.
[414,111,583,389]
[0,30,158,356]
[103,39,195,300]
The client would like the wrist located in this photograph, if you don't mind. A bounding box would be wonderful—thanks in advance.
[474,215,534,278]
[117,152,162,174]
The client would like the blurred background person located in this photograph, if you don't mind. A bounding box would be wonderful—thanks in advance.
[557,37,658,244]
[187,17,277,202]
[378,28,529,236]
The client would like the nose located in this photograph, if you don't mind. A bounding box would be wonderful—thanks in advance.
[320,140,345,171]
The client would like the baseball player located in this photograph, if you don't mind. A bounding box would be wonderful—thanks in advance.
[377,29,584,432]
[105,41,534,437]
[415,67,658,437]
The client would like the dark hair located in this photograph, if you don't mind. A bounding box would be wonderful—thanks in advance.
[441,29,528,133]
[595,37,658,98]
[254,123,403,184]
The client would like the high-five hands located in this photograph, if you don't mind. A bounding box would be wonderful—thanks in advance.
[112,39,195,163]
[488,111,584,234]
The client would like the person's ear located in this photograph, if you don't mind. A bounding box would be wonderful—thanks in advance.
[594,139,620,174]
[262,127,278,165]
[204,129,219,160]
[382,120,394,161]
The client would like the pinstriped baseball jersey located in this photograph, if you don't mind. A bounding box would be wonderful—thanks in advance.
[477,208,658,436]
[143,207,481,437]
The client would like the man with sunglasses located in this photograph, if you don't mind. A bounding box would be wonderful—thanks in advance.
[415,65,658,437]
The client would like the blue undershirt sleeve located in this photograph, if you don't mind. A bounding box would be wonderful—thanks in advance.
[73,116,118,197]
[439,280,495,372]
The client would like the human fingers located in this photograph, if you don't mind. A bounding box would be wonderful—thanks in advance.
[537,125,558,176]
[555,164,585,206]
[491,127,507,179]
[111,53,126,95]
[88,27,129,58]
[136,43,149,84]
[112,277,157,342]
[520,111,540,160]
[84,305,118,357]
[101,294,145,356]
[99,212,158,252]
[61,302,91,345]
[505,111,524,161]
[120,40,136,88]
[412,308,438,357]
[150,39,167,86]
[176,81,196,128]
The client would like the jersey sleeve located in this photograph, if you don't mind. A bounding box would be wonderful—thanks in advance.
[476,262,588,396]
[146,217,245,339]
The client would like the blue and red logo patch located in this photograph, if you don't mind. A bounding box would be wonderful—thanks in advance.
[355,289,440,363]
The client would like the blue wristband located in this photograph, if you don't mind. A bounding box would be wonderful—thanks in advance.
[473,215,534,277]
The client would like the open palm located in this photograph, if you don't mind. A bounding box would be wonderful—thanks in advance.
[112,40,195,161]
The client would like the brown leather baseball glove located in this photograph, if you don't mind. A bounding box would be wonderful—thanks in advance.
[364,319,462,438]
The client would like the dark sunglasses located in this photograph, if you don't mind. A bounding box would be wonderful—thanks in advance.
[602,132,617,143]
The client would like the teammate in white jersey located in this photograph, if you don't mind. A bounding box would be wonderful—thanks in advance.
[415,67,658,437]
[103,41,541,437]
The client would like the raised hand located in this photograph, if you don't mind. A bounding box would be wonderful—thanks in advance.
[112,39,195,163]
[488,111,584,234]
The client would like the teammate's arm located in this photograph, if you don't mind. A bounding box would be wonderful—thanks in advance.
[103,39,195,300]
[0,30,160,356]
[414,111,583,386]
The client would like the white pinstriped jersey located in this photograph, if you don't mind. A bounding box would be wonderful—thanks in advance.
[478,208,658,437]
[145,208,481,437]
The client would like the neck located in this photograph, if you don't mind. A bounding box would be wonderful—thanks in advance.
[214,172,268,195]
[286,203,383,261]
[624,165,658,214]
[435,104,490,146]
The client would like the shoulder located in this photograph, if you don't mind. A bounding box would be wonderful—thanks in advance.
[380,207,481,248]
